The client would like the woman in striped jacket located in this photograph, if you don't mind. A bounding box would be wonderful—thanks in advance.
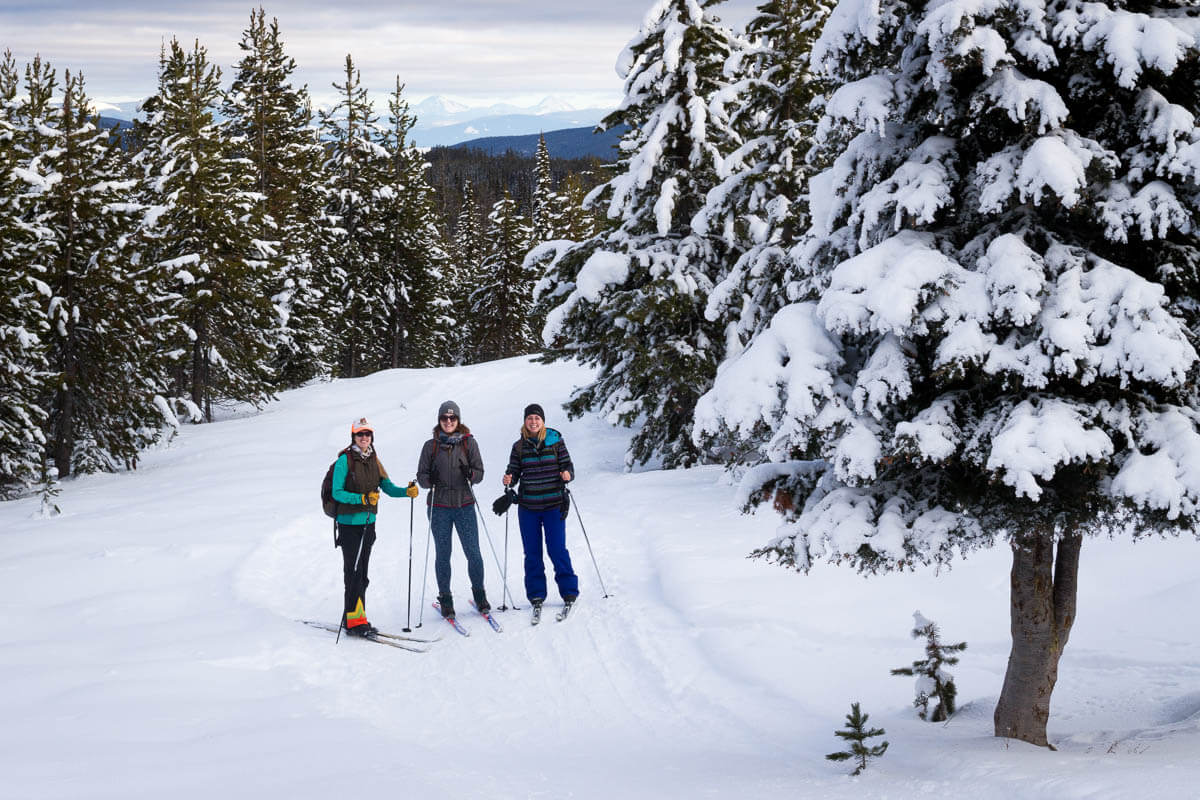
[502,403,578,609]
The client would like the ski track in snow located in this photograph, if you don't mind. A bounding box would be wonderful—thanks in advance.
[1,357,1198,799]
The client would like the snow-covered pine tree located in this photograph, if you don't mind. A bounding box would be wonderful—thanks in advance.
[22,68,165,477]
[133,38,276,422]
[537,0,738,468]
[890,611,966,722]
[317,54,391,377]
[451,180,485,271]
[825,702,888,775]
[694,0,1200,747]
[0,50,50,496]
[531,133,561,243]
[224,8,331,388]
[447,180,484,364]
[696,0,831,388]
[471,191,535,362]
[524,171,610,322]
[554,171,603,242]
[376,77,453,368]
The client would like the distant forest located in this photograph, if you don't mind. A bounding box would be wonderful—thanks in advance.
[425,146,608,238]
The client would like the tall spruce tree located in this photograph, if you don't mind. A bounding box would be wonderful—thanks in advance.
[537,0,738,468]
[0,51,50,496]
[696,0,831,371]
[694,0,1200,747]
[376,77,453,368]
[554,171,602,242]
[317,54,391,377]
[134,38,276,422]
[530,133,560,243]
[448,180,485,364]
[472,191,534,362]
[224,7,331,387]
[24,68,165,477]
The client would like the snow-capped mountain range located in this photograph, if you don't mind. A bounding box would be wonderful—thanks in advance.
[411,94,585,124]
[407,95,611,147]
[88,94,612,148]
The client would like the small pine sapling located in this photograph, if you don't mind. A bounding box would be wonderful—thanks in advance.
[891,611,967,722]
[826,702,888,775]
[37,463,61,518]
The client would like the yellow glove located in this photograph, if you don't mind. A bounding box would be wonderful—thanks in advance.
[406,482,419,499]
[366,490,380,505]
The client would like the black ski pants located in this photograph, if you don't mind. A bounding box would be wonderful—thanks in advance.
[337,522,377,615]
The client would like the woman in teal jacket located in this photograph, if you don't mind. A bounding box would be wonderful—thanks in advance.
[332,417,417,635]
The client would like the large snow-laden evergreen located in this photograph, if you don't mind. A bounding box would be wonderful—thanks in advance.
[0,51,50,496]
[695,0,1200,746]
[17,65,166,478]
[133,38,277,423]
[538,0,738,468]
[696,0,832,364]
[223,9,331,389]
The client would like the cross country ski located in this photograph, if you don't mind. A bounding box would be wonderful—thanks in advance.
[432,601,470,636]
[301,620,429,653]
[470,600,503,633]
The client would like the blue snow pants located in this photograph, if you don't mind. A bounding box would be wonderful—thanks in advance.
[518,505,579,602]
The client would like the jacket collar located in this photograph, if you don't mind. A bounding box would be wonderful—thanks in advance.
[526,428,561,447]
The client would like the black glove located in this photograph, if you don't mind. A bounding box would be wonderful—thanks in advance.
[492,489,516,516]
[460,463,472,481]
[560,489,571,521]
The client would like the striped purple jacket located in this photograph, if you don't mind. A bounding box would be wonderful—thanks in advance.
[505,428,574,511]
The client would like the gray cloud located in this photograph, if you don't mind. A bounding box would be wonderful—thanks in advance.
[0,1,758,108]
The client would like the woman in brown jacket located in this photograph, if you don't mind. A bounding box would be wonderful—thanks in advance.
[416,401,488,619]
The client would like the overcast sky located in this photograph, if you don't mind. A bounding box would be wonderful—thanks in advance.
[0,1,759,112]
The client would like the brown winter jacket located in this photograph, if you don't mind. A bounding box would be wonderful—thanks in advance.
[416,424,484,508]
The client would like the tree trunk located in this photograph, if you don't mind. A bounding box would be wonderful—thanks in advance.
[53,383,75,478]
[993,528,1082,747]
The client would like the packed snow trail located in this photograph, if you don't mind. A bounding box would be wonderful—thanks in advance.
[1,357,1198,799]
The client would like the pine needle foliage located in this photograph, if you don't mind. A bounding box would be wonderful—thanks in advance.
[826,702,888,775]
[0,49,50,496]
[133,38,276,422]
[376,77,454,369]
[471,191,535,361]
[224,7,331,388]
[31,67,165,477]
[537,0,738,469]
[890,611,967,722]
[317,54,390,378]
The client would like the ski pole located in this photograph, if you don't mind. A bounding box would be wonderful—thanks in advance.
[417,486,434,628]
[337,525,368,643]
[499,506,511,611]
[567,488,609,598]
[404,482,415,632]
[465,481,520,610]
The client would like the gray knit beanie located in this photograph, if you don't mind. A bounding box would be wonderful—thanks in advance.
[438,400,461,419]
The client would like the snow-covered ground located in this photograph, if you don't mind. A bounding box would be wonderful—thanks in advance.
[1,357,1197,799]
